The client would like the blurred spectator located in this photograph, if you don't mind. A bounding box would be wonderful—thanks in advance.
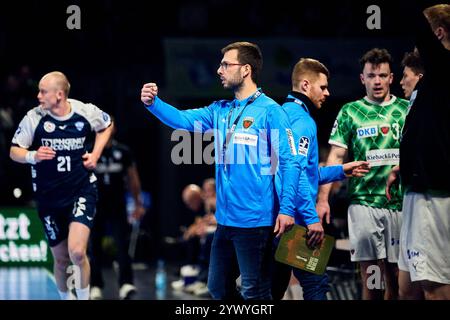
[89,125,146,300]
[0,66,37,205]
[172,179,217,297]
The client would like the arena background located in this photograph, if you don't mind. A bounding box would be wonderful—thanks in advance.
[0,0,422,265]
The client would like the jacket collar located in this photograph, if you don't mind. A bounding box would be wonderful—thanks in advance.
[288,91,315,113]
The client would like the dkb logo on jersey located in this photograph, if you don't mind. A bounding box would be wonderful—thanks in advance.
[298,136,310,156]
[357,125,378,139]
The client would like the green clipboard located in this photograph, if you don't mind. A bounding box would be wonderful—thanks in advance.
[275,224,335,275]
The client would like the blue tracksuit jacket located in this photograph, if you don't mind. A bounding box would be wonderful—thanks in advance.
[276,92,345,226]
[146,91,300,228]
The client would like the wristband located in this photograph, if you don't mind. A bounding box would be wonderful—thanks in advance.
[25,151,37,165]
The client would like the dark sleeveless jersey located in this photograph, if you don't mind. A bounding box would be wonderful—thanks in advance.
[12,99,112,207]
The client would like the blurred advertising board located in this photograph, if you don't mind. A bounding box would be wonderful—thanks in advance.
[0,207,53,267]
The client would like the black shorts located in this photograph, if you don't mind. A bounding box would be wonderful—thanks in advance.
[38,183,98,247]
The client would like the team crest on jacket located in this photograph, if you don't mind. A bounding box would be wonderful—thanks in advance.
[44,121,56,133]
[75,121,85,131]
[242,117,254,129]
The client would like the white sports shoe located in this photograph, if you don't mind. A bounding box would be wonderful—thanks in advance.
[184,281,206,294]
[90,286,103,300]
[171,279,185,291]
[119,283,137,300]
[193,284,210,297]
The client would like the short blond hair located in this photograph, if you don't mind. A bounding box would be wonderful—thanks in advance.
[424,4,450,35]
[291,58,329,89]
[42,71,71,97]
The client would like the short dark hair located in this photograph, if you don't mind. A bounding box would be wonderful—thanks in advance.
[221,42,263,83]
[401,51,425,75]
[291,58,329,89]
[359,48,393,70]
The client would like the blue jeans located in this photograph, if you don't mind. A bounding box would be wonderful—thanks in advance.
[272,237,329,300]
[207,224,274,300]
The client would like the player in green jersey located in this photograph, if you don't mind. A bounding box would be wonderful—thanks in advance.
[317,48,409,300]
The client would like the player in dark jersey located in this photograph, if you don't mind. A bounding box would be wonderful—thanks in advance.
[399,51,424,100]
[387,4,450,300]
[10,71,113,300]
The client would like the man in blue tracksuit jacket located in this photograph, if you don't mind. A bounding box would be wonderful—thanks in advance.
[141,42,302,299]
[273,58,369,300]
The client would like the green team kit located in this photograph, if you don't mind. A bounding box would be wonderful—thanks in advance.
[329,96,409,210]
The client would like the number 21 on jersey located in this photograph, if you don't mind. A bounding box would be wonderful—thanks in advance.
[57,156,71,172]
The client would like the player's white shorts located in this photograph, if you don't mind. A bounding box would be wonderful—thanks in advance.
[348,204,401,263]
[398,192,450,284]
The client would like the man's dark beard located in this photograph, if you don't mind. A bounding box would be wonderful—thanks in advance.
[228,80,244,92]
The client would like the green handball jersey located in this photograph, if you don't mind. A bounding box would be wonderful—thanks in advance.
[329,96,409,210]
